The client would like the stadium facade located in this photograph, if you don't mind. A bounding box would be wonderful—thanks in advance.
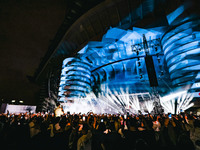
[33,0,200,113]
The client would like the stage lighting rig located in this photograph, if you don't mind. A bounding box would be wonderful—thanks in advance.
[131,43,143,55]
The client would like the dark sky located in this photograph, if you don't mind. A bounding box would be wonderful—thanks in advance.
[0,0,67,104]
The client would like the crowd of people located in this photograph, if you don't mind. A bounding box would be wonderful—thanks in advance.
[0,111,200,150]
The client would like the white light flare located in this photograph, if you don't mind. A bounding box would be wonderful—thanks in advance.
[160,91,194,114]
[144,100,154,113]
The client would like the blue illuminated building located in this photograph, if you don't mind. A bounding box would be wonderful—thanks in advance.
[58,27,165,102]
[58,3,200,106]
[34,0,200,112]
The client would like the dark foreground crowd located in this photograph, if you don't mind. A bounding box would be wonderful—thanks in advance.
[0,112,200,150]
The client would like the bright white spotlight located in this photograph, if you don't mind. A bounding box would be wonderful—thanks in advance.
[62,87,147,114]
[11,100,16,103]
[161,91,187,102]
[160,91,194,114]
[144,100,154,113]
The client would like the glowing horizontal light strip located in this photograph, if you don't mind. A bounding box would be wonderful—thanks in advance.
[163,32,191,50]
[60,76,66,81]
[164,34,198,55]
[62,66,91,74]
[67,74,91,79]
[192,92,200,97]
[64,79,91,85]
[65,81,90,87]
[63,58,76,65]
[60,93,87,98]
[191,82,200,89]
[59,84,91,93]
[66,70,91,76]
[66,76,90,82]
[63,58,91,66]
[59,86,89,93]
[172,75,195,86]
[183,64,200,71]
[59,80,65,85]
[65,82,90,89]
[165,42,199,61]
[164,34,199,55]
[162,20,198,44]
[167,48,200,67]
[62,71,91,78]
[169,60,199,73]
[164,33,190,54]
[170,71,196,80]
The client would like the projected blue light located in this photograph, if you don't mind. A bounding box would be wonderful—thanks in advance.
[162,19,200,88]
[58,26,169,103]
[58,15,200,103]
[58,57,92,102]
[167,5,185,25]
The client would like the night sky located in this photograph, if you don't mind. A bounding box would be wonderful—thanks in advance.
[0,0,67,105]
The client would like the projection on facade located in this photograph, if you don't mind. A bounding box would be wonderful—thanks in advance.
[58,5,200,114]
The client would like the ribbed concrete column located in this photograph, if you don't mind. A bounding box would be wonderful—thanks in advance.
[162,19,200,87]
[58,57,92,103]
